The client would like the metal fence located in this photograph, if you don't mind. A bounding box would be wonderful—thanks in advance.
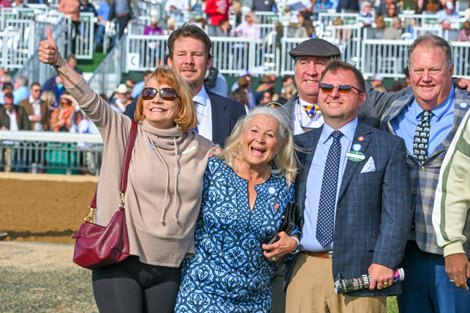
[0,7,95,72]
[0,131,102,175]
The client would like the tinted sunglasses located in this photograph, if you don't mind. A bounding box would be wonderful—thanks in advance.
[141,87,177,101]
[319,83,363,96]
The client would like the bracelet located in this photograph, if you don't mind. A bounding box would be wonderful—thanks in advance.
[290,236,301,255]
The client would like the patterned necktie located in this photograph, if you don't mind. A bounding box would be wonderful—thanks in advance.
[316,130,343,247]
[413,110,432,165]
[303,104,319,118]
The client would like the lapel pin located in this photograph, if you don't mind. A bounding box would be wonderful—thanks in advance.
[357,136,365,142]
[460,103,468,109]
[273,202,279,211]
[352,143,362,152]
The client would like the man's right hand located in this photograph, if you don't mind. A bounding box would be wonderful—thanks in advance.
[38,26,59,66]
[446,253,470,289]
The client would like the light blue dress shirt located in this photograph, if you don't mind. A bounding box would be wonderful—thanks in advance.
[301,118,358,252]
[391,86,455,157]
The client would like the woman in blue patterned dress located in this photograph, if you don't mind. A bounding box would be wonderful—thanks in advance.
[175,106,300,312]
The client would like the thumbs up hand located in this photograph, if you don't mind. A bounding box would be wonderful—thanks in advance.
[38,26,60,65]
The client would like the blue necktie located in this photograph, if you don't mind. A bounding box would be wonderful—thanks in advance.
[316,130,343,247]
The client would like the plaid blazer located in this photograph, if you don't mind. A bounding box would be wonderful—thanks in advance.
[381,89,470,256]
[290,122,412,296]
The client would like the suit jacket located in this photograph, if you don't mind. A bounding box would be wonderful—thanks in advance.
[289,121,412,296]
[207,91,246,147]
[124,91,245,147]
[19,98,51,131]
[380,89,470,257]
[0,106,31,130]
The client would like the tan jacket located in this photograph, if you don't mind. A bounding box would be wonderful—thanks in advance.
[19,98,51,131]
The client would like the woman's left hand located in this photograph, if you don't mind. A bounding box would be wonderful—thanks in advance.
[262,232,298,262]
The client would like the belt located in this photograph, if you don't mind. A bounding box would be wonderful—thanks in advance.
[303,251,333,259]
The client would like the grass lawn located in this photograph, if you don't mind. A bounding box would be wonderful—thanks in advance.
[388,297,398,313]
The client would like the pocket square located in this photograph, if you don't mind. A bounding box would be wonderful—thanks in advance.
[360,156,376,173]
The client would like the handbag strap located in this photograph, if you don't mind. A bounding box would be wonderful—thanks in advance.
[89,120,138,210]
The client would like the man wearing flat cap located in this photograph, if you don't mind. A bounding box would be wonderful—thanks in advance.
[283,38,414,136]
[284,38,342,135]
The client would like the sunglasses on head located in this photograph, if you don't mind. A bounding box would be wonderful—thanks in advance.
[141,87,177,101]
[319,83,363,96]
[265,101,283,109]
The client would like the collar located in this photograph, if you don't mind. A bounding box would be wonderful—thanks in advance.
[297,96,317,107]
[29,95,40,104]
[411,85,455,121]
[320,118,358,144]
[193,86,209,106]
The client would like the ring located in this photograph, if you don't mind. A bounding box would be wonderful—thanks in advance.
[271,257,277,262]
[383,282,388,287]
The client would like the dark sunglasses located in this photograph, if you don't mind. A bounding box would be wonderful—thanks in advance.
[319,83,363,96]
[141,87,177,101]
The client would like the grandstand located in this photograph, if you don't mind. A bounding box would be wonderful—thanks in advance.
[1,0,470,175]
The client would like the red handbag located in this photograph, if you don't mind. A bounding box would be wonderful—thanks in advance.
[72,121,138,269]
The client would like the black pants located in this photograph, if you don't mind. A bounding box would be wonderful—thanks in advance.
[92,256,181,313]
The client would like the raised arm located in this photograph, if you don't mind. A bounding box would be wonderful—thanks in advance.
[38,26,82,88]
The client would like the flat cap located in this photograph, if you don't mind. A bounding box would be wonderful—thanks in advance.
[289,38,341,60]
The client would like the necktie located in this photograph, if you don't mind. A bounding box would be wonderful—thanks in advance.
[413,110,432,165]
[316,130,343,247]
[193,101,202,133]
[303,104,319,118]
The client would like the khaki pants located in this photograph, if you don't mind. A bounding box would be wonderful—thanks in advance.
[285,253,386,313]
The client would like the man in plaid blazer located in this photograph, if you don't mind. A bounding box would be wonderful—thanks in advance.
[286,60,412,313]
[381,33,470,313]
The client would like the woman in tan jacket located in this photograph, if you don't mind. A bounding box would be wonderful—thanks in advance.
[38,27,214,313]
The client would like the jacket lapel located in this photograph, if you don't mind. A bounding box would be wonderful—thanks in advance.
[338,123,372,201]
[296,128,322,213]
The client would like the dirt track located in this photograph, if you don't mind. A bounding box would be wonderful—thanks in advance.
[0,173,98,244]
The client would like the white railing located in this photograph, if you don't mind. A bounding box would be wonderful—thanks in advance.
[89,35,126,97]
[0,131,102,175]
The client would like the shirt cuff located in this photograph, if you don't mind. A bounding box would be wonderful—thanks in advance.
[443,241,466,257]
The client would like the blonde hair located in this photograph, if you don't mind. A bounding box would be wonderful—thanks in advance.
[40,91,57,109]
[134,67,197,132]
[215,106,297,184]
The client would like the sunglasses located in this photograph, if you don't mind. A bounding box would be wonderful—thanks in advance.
[319,83,363,96]
[141,87,177,101]
[265,101,283,109]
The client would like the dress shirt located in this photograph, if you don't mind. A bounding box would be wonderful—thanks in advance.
[293,97,324,135]
[193,87,213,141]
[6,109,19,131]
[301,118,358,252]
[391,86,455,157]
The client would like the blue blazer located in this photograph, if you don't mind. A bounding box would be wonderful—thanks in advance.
[124,91,245,147]
[207,91,246,147]
[289,121,413,296]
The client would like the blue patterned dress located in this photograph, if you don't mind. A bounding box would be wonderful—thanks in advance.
[175,157,294,313]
